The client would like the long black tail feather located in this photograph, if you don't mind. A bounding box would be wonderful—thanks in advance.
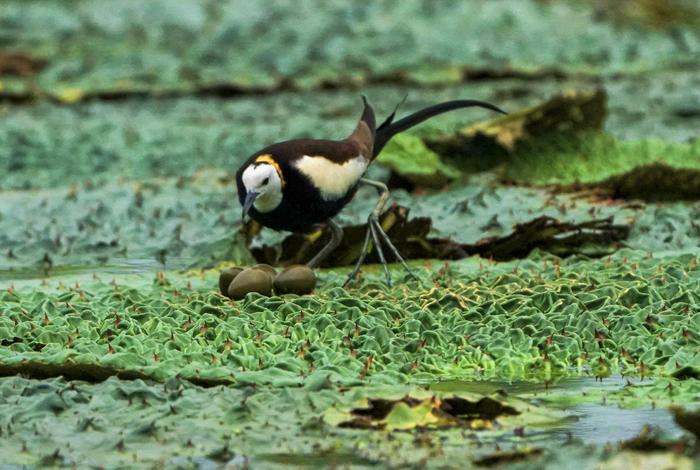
[376,94,408,132]
[372,99,507,158]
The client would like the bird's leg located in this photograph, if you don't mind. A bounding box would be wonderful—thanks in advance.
[343,223,372,287]
[368,218,392,285]
[368,216,421,283]
[344,178,419,286]
[306,219,344,269]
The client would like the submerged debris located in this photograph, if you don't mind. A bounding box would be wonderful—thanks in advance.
[620,425,683,452]
[333,394,519,431]
[604,160,700,201]
[0,50,47,76]
[670,407,700,439]
[473,448,543,467]
[0,361,233,387]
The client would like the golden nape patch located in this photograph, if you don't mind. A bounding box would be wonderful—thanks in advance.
[255,154,285,187]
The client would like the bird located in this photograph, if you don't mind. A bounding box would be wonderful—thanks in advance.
[236,96,506,286]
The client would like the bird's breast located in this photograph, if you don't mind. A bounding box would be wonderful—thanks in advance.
[292,155,368,201]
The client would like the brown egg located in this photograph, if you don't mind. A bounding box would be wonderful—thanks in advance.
[227,268,273,300]
[219,266,244,296]
[252,263,277,278]
[273,265,317,295]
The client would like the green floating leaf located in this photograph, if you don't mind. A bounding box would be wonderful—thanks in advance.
[377,133,461,188]
[384,399,442,430]
[504,131,700,200]
[426,88,608,166]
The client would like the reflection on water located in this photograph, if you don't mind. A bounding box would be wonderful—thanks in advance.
[170,452,379,470]
[430,374,633,395]
[566,404,681,444]
[0,256,201,283]
[430,375,684,445]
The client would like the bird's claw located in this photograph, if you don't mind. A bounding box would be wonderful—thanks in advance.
[344,215,421,288]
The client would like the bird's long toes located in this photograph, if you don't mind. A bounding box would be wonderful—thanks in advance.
[382,266,393,286]
[405,267,424,286]
[343,270,359,288]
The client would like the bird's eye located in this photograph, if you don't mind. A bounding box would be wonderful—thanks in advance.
[262,177,269,185]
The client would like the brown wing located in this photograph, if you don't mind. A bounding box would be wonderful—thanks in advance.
[253,138,365,165]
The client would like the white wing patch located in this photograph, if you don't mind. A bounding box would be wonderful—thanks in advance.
[294,155,368,200]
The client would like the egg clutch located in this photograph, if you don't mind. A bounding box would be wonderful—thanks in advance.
[219,264,317,300]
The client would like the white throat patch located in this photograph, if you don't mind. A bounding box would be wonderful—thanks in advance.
[241,164,283,213]
[294,155,368,200]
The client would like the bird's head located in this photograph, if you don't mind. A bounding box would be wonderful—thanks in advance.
[240,155,284,221]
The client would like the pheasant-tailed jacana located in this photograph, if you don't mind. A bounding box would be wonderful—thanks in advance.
[237,96,506,285]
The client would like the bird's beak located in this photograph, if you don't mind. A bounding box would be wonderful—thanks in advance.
[241,191,258,222]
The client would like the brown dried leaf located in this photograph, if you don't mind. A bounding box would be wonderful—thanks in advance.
[250,205,629,267]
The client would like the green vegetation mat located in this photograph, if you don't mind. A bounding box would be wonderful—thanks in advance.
[0,173,248,277]
[2,253,699,385]
[6,172,700,279]
[2,374,695,469]
[2,0,699,100]
[503,132,700,195]
[2,73,698,191]
[0,85,535,190]
[1,85,699,470]
[0,367,697,467]
[2,0,700,468]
